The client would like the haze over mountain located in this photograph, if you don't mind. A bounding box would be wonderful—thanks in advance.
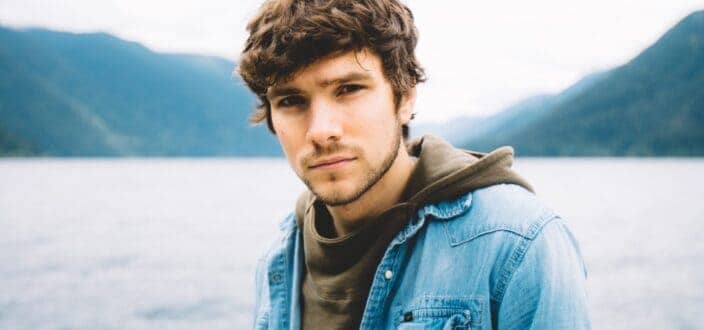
[448,10,704,156]
[0,26,280,156]
[412,71,606,146]
[1,10,702,157]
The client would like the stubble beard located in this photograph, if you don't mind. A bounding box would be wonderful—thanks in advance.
[302,121,402,207]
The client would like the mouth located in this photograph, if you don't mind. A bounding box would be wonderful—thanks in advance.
[308,156,356,170]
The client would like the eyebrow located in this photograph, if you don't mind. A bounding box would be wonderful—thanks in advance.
[267,71,373,99]
[266,87,303,100]
[318,72,373,87]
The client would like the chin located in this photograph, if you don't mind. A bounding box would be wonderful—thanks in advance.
[310,181,362,206]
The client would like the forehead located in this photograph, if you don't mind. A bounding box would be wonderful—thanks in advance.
[270,49,384,91]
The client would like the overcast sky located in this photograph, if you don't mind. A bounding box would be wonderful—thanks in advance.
[1,0,702,122]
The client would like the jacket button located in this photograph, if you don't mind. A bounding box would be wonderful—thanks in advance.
[271,273,282,284]
[384,270,393,280]
[403,311,413,322]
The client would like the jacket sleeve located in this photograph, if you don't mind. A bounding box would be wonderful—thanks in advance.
[253,247,272,329]
[254,253,265,317]
[496,218,591,329]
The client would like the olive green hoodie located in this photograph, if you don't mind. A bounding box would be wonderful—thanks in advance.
[295,135,532,329]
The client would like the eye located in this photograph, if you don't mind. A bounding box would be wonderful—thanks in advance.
[276,95,306,108]
[337,84,364,96]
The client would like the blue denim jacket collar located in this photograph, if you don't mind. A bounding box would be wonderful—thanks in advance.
[269,193,474,329]
[390,193,473,245]
[278,192,473,237]
[258,185,591,329]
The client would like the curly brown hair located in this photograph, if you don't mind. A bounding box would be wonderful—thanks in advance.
[236,0,425,136]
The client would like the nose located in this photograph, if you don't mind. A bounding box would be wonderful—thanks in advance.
[306,99,342,147]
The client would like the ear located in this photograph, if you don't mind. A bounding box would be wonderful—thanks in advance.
[398,87,417,125]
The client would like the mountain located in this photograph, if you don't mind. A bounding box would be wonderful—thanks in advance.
[0,26,281,156]
[4,11,702,157]
[411,115,486,145]
[451,71,607,150]
[460,10,704,156]
[0,125,35,156]
[414,71,605,146]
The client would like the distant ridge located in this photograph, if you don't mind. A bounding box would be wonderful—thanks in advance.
[0,27,281,156]
[3,11,703,157]
[459,10,704,156]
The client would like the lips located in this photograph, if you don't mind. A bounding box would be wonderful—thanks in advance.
[308,156,356,169]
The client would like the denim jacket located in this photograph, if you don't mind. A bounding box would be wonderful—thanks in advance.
[253,184,591,329]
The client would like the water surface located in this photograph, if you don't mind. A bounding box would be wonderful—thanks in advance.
[1,158,703,329]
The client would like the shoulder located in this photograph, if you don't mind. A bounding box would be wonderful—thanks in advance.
[258,212,298,265]
[255,213,298,285]
[254,212,299,312]
[438,184,558,246]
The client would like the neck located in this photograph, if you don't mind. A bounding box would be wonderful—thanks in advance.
[326,143,416,236]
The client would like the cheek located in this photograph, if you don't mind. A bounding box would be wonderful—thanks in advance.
[350,98,395,132]
[356,109,397,138]
[275,127,305,171]
[273,128,292,155]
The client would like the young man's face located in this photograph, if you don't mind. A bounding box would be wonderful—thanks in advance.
[267,49,414,206]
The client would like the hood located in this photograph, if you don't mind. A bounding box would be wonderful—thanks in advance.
[402,134,533,209]
[296,134,533,225]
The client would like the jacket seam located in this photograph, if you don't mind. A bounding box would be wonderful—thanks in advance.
[491,214,559,303]
[444,225,535,246]
[267,225,295,329]
[280,229,295,329]
[255,226,286,318]
[254,253,266,317]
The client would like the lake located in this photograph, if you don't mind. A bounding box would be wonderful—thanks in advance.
[1,158,703,329]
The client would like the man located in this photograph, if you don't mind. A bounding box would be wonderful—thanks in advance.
[237,0,590,329]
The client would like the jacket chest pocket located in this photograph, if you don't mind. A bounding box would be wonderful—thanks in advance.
[393,296,484,330]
